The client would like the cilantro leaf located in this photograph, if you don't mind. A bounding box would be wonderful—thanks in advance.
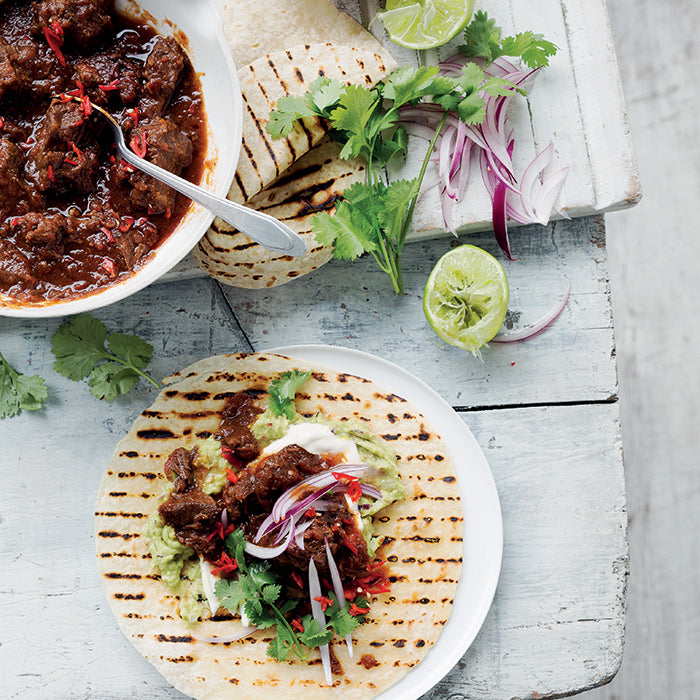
[308,77,345,114]
[215,578,248,613]
[267,369,312,419]
[0,352,48,418]
[88,362,140,401]
[52,313,108,380]
[383,64,441,106]
[224,529,248,572]
[312,197,378,261]
[329,84,380,161]
[267,633,292,661]
[107,333,153,370]
[50,313,159,400]
[327,605,360,638]
[298,616,333,648]
[266,95,317,138]
[460,10,557,68]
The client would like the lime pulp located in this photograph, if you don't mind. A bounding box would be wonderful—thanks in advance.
[423,244,509,355]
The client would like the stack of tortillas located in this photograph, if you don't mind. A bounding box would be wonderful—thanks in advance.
[192,0,397,288]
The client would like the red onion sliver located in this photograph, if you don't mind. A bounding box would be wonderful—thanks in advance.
[325,538,353,658]
[294,520,314,550]
[309,558,332,686]
[492,179,512,260]
[190,626,257,644]
[245,520,295,559]
[492,282,572,343]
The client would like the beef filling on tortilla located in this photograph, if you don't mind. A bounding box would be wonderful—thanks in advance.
[144,375,405,678]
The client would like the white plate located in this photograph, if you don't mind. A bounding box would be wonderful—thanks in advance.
[267,344,503,699]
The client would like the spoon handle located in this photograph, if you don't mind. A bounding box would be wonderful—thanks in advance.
[119,149,307,257]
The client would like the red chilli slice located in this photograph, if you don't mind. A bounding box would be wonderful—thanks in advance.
[43,24,66,67]
[129,132,147,159]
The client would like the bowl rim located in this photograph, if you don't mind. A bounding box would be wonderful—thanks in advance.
[0,0,242,319]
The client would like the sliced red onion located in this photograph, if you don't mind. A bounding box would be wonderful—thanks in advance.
[190,626,257,644]
[325,538,353,658]
[359,483,382,500]
[271,465,371,524]
[244,520,295,559]
[309,558,332,686]
[492,282,571,342]
[398,55,567,252]
[294,520,314,550]
[492,178,512,260]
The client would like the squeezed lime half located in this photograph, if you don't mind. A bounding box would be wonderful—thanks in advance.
[423,245,509,355]
[376,0,475,50]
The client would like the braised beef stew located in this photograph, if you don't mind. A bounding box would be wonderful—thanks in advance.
[0,0,206,303]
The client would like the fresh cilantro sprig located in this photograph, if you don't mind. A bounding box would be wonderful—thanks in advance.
[0,351,48,418]
[268,369,312,419]
[269,65,514,294]
[51,313,159,400]
[215,529,364,662]
[460,10,558,69]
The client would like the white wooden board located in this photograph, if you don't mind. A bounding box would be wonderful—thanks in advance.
[162,0,639,282]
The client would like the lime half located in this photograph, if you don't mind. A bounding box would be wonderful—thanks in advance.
[376,0,474,50]
[423,245,509,355]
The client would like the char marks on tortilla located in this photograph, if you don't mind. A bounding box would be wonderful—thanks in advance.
[194,138,364,288]
[95,353,462,700]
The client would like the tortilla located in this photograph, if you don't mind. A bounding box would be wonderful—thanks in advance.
[222,43,393,206]
[95,353,463,699]
[192,43,394,288]
[194,138,363,288]
[221,0,388,69]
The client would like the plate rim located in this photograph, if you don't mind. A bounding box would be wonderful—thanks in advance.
[266,343,503,699]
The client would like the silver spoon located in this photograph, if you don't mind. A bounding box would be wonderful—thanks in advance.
[80,100,307,257]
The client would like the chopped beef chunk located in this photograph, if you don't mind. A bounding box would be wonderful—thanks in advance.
[0,36,32,98]
[221,444,327,524]
[0,240,36,287]
[74,51,141,106]
[32,100,88,150]
[274,499,371,579]
[11,211,66,260]
[159,490,221,559]
[0,139,25,215]
[141,35,185,113]
[217,392,264,464]
[31,0,113,49]
[164,446,198,494]
[25,100,96,194]
[128,117,193,214]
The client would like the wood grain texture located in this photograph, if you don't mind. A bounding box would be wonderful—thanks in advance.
[0,377,625,698]
[579,0,700,698]
[218,216,617,408]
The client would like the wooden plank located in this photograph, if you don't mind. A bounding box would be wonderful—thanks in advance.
[360,0,640,238]
[218,215,618,408]
[430,403,627,699]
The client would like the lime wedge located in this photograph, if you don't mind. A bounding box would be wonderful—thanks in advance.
[423,245,509,355]
[376,0,474,50]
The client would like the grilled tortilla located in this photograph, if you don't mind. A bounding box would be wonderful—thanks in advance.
[95,353,463,699]
[192,42,395,288]
[221,0,390,69]
[194,138,363,288]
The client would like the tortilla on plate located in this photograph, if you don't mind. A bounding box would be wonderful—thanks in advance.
[95,352,463,699]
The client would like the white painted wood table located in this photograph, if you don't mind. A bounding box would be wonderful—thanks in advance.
[0,215,627,699]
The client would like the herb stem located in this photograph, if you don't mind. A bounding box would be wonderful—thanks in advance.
[102,351,160,388]
[399,111,449,251]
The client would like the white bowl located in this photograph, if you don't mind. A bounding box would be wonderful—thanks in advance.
[0,0,242,318]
